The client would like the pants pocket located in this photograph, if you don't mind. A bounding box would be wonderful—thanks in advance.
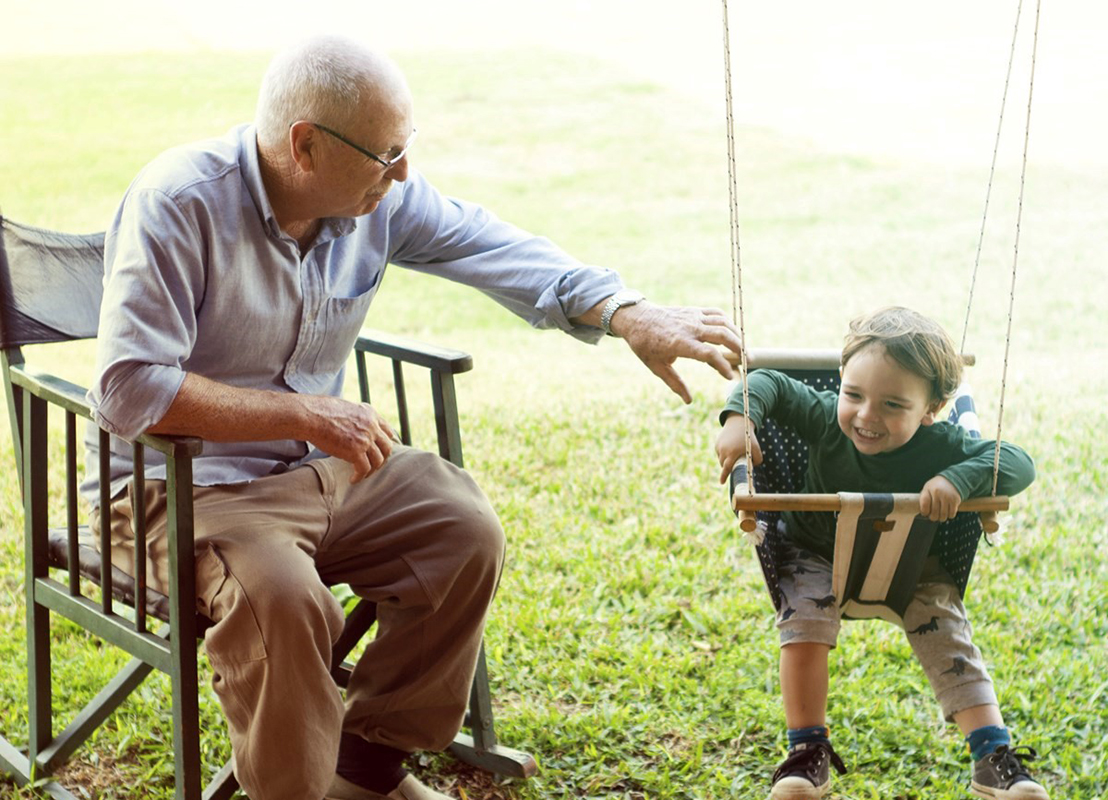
[196,544,267,664]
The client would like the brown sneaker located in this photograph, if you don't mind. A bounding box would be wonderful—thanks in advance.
[769,741,847,799]
[971,745,1049,799]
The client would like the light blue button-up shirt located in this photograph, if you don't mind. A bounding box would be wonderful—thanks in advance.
[84,124,623,503]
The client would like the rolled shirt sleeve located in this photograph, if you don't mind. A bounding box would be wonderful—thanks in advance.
[90,188,202,441]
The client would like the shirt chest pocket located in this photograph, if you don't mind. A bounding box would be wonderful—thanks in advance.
[284,279,379,396]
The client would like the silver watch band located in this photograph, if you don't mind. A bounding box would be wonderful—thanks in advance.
[600,289,645,336]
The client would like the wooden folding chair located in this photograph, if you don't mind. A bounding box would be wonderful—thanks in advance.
[0,215,535,800]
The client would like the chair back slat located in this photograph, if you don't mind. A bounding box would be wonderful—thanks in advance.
[132,443,148,634]
[392,360,412,445]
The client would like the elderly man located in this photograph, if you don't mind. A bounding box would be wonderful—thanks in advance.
[85,35,741,800]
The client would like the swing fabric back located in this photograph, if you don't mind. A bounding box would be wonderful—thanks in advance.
[0,214,534,797]
[737,363,984,626]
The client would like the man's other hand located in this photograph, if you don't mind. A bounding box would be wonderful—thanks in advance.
[303,396,399,482]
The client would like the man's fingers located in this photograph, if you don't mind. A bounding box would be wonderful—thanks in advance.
[700,344,739,381]
[648,362,692,404]
[349,452,372,484]
[696,319,745,358]
[383,418,401,443]
[365,440,388,471]
[375,429,394,461]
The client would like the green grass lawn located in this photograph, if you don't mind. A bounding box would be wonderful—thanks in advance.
[1,49,1105,799]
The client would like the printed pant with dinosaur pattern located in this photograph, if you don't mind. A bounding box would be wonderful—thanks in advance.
[773,538,999,719]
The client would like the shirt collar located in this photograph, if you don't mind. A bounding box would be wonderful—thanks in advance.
[236,124,357,244]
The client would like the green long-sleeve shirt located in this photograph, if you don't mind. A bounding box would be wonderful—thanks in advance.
[720,370,1035,560]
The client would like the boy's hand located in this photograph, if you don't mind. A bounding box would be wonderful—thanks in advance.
[715,413,763,484]
[920,475,962,522]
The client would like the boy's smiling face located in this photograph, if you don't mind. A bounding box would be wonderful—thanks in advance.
[837,344,941,455]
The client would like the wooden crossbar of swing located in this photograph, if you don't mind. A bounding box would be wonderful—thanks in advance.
[731,493,1007,513]
[732,493,1006,533]
[723,348,976,372]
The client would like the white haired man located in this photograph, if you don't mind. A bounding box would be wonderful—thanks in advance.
[85,36,742,800]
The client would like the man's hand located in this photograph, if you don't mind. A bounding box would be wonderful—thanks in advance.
[920,475,962,522]
[300,396,399,483]
[715,413,763,484]
[609,303,744,403]
[148,373,397,483]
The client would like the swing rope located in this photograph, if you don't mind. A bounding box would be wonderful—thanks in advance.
[960,0,1027,356]
[992,0,1042,495]
[720,0,754,497]
[719,0,1041,511]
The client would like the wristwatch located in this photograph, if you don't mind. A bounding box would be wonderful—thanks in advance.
[600,288,645,336]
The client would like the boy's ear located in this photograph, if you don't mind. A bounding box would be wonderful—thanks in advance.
[920,400,943,426]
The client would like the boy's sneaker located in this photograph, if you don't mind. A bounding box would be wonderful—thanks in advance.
[971,745,1049,799]
[770,741,847,799]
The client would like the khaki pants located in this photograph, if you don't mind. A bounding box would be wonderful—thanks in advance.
[93,446,506,800]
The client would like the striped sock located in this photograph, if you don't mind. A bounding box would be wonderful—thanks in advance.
[966,725,1010,761]
[788,725,830,750]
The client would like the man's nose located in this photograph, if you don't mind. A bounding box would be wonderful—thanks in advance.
[385,155,409,182]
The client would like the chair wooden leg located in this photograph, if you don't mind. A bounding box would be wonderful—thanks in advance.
[25,390,53,772]
[330,604,537,778]
[202,759,240,800]
[38,657,154,773]
[26,593,52,769]
[447,645,538,779]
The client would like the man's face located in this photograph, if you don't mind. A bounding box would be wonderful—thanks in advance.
[315,100,415,218]
[836,344,939,455]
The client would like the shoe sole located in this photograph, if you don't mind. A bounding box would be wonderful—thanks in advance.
[770,776,830,800]
[970,780,1050,800]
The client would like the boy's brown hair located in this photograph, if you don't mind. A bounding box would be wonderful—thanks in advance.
[842,306,963,403]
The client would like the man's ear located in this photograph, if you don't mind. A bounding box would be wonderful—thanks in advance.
[288,121,317,173]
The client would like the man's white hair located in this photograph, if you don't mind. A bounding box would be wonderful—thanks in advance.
[255,36,387,149]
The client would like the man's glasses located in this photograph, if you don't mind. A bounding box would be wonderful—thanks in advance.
[313,123,418,169]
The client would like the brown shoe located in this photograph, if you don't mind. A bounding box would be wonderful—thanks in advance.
[325,773,455,800]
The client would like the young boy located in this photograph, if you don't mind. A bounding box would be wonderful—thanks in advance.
[715,307,1047,800]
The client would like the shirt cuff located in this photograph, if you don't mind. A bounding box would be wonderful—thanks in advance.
[90,362,187,442]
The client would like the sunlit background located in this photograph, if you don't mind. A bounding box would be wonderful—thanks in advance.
[5,0,1106,168]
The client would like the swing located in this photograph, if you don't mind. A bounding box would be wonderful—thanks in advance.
[717,0,1042,623]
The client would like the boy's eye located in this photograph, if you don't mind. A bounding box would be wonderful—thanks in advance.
[885,401,904,410]
[844,391,861,400]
